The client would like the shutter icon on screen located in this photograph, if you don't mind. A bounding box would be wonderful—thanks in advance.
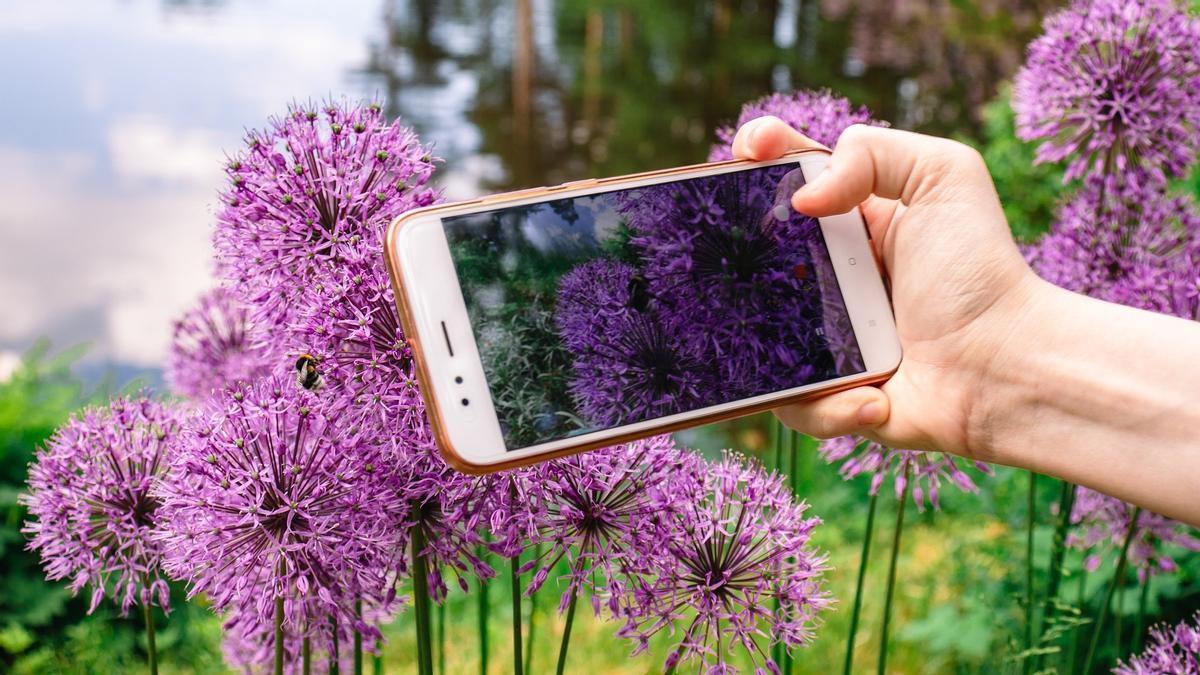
[848,257,857,266]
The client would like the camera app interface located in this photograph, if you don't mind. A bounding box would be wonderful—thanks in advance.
[442,163,865,450]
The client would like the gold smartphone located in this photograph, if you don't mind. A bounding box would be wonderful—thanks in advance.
[384,150,900,473]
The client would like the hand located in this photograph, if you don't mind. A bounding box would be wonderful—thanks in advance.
[733,116,1040,459]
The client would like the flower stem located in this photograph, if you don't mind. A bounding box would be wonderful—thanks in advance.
[477,545,489,675]
[354,598,364,675]
[511,555,524,675]
[412,526,434,675]
[1024,471,1037,674]
[274,596,285,675]
[303,635,311,675]
[877,472,910,675]
[331,615,341,675]
[437,601,446,675]
[373,653,382,675]
[524,544,541,675]
[1134,572,1150,652]
[1082,506,1141,673]
[771,422,786,668]
[843,489,879,675]
[143,602,158,675]
[555,588,579,675]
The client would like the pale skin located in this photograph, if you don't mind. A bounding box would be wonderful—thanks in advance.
[731,116,1200,527]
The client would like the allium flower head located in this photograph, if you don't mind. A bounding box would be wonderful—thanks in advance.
[382,436,494,602]
[1013,0,1200,183]
[292,240,427,429]
[21,395,180,615]
[620,453,831,674]
[520,436,705,616]
[709,89,884,161]
[167,287,274,399]
[1068,487,1200,578]
[1025,174,1200,320]
[819,436,993,510]
[1115,612,1200,674]
[214,100,440,330]
[156,375,400,635]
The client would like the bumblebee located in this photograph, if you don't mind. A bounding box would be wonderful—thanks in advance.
[295,354,324,391]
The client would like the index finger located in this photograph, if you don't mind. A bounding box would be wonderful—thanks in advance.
[730,116,829,161]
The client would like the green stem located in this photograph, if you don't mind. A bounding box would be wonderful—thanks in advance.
[1068,565,1087,670]
[555,588,579,675]
[331,615,341,675]
[1082,506,1141,674]
[373,653,382,675]
[771,422,786,668]
[143,602,158,675]
[274,596,285,675]
[412,527,434,675]
[477,545,489,675]
[1134,573,1150,652]
[437,601,446,675]
[524,544,541,675]
[877,473,910,675]
[303,635,311,675]
[511,555,524,675]
[354,598,363,675]
[843,490,879,675]
[1036,480,1078,673]
[1024,471,1037,673]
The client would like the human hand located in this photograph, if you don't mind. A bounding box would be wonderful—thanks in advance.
[733,116,1042,459]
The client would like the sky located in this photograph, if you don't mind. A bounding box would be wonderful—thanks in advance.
[0,0,509,372]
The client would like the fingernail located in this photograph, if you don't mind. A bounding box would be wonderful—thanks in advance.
[856,401,885,426]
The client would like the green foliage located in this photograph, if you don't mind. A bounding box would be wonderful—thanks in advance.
[966,86,1066,242]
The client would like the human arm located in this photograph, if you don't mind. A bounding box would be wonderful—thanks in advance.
[732,116,1200,526]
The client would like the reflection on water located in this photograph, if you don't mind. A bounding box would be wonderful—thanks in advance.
[0,0,1049,372]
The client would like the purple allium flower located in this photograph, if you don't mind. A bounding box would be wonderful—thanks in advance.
[619,452,831,674]
[1115,612,1200,674]
[213,100,440,330]
[155,375,401,637]
[166,287,274,399]
[291,240,427,429]
[1012,0,1200,183]
[555,259,714,427]
[519,436,705,617]
[819,436,993,510]
[709,90,885,161]
[21,395,180,615]
[1068,487,1200,578]
[1025,174,1200,320]
[386,442,495,602]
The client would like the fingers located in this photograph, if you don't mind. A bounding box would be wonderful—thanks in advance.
[791,124,984,217]
[731,116,828,161]
[773,386,890,440]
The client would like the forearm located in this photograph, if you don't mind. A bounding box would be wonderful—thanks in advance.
[973,280,1200,525]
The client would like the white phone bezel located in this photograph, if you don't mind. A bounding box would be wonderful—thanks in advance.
[391,153,901,468]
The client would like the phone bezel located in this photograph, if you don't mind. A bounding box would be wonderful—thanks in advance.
[384,149,901,473]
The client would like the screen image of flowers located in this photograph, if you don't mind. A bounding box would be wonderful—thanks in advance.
[4,0,1200,674]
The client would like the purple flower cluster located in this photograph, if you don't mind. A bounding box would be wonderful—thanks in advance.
[819,436,993,510]
[709,90,885,161]
[556,164,861,428]
[213,101,439,332]
[1115,612,1200,674]
[1026,174,1200,320]
[155,376,402,645]
[1013,0,1200,184]
[1068,487,1200,578]
[619,453,831,674]
[518,436,704,616]
[167,287,274,399]
[21,396,181,615]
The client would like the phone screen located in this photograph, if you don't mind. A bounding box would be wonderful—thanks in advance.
[441,162,865,450]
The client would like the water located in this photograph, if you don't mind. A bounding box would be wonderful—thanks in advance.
[0,0,1046,375]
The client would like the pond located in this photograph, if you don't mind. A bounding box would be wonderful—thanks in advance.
[0,0,1052,377]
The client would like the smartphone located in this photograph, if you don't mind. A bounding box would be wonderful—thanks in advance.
[384,150,901,473]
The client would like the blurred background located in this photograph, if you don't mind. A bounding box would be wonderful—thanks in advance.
[10,1,1195,673]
